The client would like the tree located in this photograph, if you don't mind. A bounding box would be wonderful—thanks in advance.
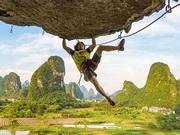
[173,104,180,115]
[157,114,180,130]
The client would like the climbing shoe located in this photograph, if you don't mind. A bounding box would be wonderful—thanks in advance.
[109,100,115,106]
[118,38,125,51]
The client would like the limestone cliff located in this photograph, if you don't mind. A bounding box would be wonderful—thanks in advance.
[113,62,180,108]
[28,56,65,100]
[0,0,166,39]
[66,82,84,99]
[0,72,21,98]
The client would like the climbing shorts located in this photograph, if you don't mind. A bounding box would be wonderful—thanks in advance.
[82,53,101,80]
[84,68,97,80]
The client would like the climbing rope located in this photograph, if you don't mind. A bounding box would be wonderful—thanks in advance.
[42,30,45,35]
[10,25,13,33]
[122,3,179,38]
[85,2,180,46]
[77,73,83,86]
[77,2,180,85]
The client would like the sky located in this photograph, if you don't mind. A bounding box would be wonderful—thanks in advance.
[0,2,180,94]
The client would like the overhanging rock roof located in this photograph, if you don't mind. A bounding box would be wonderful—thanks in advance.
[0,0,166,40]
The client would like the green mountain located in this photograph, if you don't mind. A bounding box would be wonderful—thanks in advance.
[0,72,21,98]
[138,62,178,107]
[114,62,180,108]
[177,79,180,92]
[19,87,29,98]
[28,56,66,100]
[176,79,180,103]
[66,82,84,99]
[0,76,3,82]
[110,90,122,99]
[114,81,139,106]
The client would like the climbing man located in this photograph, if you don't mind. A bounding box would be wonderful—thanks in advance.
[62,38,125,106]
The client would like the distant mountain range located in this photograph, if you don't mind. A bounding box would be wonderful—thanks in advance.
[0,56,102,101]
[113,62,180,108]
[66,82,84,99]
[80,85,103,100]
[65,83,103,100]
[22,80,30,88]
[1,58,179,108]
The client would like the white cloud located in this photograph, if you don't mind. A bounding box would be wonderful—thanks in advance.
[127,19,179,38]
[0,7,180,95]
[0,33,64,82]
[13,33,62,54]
[0,44,12,54]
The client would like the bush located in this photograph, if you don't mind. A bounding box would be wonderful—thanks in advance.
[46,105,62,113]
[0,100,12,106]
[156,114,180,131]
[61,110,93,118]
[173,104,180,115]
[148,122,157,129]
[9,118,19,127]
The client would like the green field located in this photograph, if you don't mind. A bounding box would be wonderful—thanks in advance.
[0,104,179,135]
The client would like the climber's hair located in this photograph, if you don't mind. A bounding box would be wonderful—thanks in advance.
[74,41,85,51]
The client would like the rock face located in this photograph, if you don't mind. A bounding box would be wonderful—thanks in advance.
[28,56,65,100]
[66,82,84,99]
[0,0,165,39]
[0,72,21,98]
[22,80,30,88]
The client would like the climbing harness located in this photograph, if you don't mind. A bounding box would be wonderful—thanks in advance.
[78,58,99,86]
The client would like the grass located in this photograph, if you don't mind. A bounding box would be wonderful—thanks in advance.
[1,123,179,135]
[0,107,179,135]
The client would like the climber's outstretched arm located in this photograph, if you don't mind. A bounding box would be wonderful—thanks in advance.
[88,38,96,52]
[62,39,74,54]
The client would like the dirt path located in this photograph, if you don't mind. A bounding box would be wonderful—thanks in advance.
[0,118,10,126]
[0,118,86,126]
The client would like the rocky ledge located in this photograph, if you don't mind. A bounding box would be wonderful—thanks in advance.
[0,0,166,39]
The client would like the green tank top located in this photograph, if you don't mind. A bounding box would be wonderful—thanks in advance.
[71,49,90,71]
